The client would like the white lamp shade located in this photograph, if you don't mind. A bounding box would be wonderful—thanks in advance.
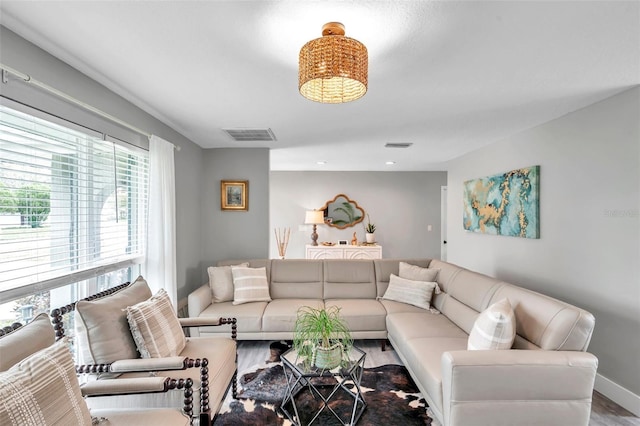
[305,210,325,224]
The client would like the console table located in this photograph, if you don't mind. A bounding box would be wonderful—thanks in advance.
[305,244,382,260]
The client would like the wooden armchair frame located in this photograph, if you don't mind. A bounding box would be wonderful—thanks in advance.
[1,320,199,426]
[50,281,239,425]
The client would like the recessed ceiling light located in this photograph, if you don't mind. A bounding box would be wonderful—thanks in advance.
[316,161,327,165]
[385,161,396,165]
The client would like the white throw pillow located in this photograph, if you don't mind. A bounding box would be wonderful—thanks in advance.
[399,262,441,294]
[208,262,249,303]
[468,298,516,350]
[231,266,271,305]
[0,339,93,426]
[382,274,438,310]
[126,289,187,358]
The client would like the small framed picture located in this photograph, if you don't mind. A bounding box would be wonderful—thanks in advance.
[221,180,248,211]
[338,240,348,245]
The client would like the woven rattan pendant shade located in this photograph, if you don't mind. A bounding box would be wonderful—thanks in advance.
[299,22,368,104]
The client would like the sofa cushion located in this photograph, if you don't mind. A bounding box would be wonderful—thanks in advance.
[0,339,92,426]
[490,284,595,351]
[262,299,324,332]
[468,298,516,350]
[399,337,468,416]
[380,299,430,315]
[386,312,468,344]
[231,266,272,305]
[0,313,54,372]
[323,260,377,299]
[208,262,249,303]
[198,301,267,333]
[269,259,324,299]
[126,289,187,358]
[324,299,387,332]
[382,274,438,310]
[75,276,152,364]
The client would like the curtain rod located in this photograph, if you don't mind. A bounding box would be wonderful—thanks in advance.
[0,63,180,151]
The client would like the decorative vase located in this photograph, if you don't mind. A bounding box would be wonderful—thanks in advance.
[365,232,375,243]
[312,342,343,369]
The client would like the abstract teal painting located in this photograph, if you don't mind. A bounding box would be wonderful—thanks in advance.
[463,166,539,239]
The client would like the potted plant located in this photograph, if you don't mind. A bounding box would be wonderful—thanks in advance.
[364,214,376,243]
[293,305,353,370]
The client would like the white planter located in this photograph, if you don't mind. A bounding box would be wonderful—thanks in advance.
[365,233,375,243]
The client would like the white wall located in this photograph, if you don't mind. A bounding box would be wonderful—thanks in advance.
[447,87,640,410]
[270,171,447,259]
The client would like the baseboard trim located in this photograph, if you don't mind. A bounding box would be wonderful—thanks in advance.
[595,373,640,417]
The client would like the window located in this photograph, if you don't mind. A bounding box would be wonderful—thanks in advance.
[0,104,148,324]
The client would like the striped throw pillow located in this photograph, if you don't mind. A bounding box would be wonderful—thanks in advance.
[468,298,516,350]
[126,289,187,358]
[231,266,271,305]
[0,339,92,426]
[382,274,438,310]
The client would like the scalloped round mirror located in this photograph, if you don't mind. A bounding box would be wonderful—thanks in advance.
[320,194,365,229]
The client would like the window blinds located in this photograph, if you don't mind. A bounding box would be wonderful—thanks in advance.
[0,104,148,302]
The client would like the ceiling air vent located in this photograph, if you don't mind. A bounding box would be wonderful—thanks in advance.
[384,143,413,148]
[223,128,277,142]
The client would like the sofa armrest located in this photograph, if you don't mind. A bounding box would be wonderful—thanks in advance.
[441,350,598,426]
[187,284,213,337]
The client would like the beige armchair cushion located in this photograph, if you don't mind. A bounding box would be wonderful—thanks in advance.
[75,276,152,364]
[0,339,92,425]
[208,262,249,303]
[0,313,54,372]
[126,289,186,358]
[90,408,190,426]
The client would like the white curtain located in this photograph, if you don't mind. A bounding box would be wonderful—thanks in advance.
[144,135,177,307]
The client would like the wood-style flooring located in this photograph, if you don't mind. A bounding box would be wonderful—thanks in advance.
[233,340,640,426]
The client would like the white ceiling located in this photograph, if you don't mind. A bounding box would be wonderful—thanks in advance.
[1,1,638,171]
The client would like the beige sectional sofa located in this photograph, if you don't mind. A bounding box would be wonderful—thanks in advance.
[188,258,598,426]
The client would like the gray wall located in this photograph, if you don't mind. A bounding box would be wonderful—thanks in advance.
[200,148,270,282]
[447,87,640,402]
[0,26,204,300]
[270,171,447,259]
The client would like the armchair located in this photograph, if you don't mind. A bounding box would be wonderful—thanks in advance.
[50,276,238,424]
[0,313,196,426]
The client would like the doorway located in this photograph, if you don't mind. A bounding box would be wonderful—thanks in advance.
[440,186,447,261]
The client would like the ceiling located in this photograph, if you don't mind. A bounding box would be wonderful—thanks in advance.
[1,1,638,171]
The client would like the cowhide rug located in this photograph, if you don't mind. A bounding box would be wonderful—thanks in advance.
[213,363,433,425]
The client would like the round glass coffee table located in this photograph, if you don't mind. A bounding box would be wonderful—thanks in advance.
[280,345,367,425]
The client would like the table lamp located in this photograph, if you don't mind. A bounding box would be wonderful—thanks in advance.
[305,210,325,246]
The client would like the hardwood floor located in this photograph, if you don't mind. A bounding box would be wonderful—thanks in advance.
[233,340,640,426]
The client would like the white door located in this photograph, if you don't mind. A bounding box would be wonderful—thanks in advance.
[441,186,447,261]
